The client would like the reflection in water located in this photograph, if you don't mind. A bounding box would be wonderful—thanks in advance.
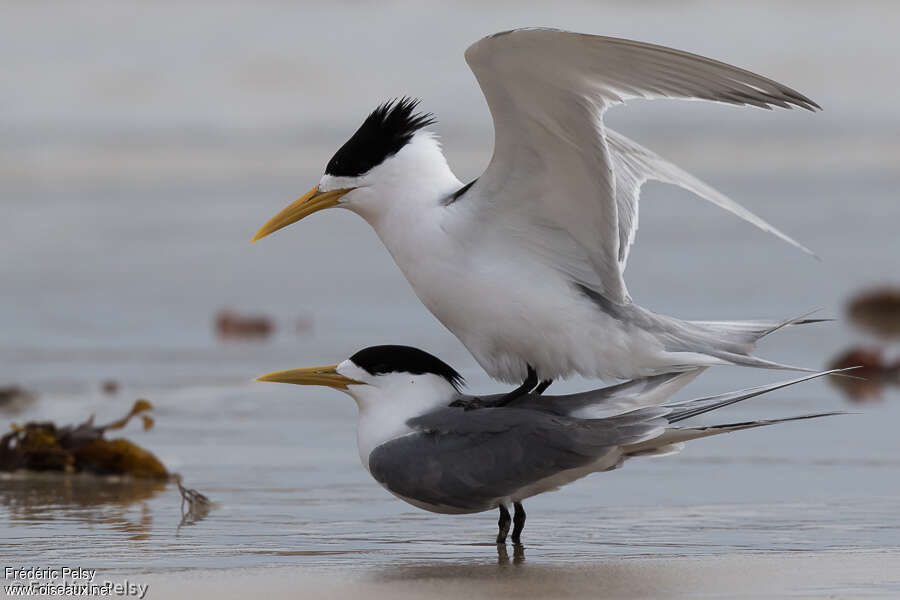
[828,346,900,402]
[497,543,526,566]
[174,473,214,532]
[835,285,900,401]
[0,472,166,541]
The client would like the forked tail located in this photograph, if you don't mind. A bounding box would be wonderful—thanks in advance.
[622,368,853,457]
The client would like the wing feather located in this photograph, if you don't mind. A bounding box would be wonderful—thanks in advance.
[369,407,665,511]
[605,128,817,269]
[464,28,818,304]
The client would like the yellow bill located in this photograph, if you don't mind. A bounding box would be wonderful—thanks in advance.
[251,186,355,242]
[255,364,363,390]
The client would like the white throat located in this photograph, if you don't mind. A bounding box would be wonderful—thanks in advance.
[339,365,458,471]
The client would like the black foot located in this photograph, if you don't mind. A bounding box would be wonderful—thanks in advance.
[511,502,526,544]
[450,368,547,412]
[497,504,511,544]
[449,397,487,411]
[512,542,525,564]
[493,366,539,408]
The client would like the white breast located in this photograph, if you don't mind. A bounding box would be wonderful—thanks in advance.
[355,408,415,472]
[371,204,668,384]
[347,371,457,472]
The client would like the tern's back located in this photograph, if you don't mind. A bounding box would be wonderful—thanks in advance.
[367,405,664,514]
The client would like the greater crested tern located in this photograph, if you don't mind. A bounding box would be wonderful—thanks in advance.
[252,28,822,395]
[256,345,842,544]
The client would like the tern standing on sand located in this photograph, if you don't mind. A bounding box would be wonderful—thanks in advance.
[252,29,821,397]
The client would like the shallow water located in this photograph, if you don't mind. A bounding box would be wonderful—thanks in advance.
[1,0,899,586]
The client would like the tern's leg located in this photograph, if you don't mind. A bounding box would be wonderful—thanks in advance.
[497,504,511,544]
[534,380,553,395]
[449,367,540,411]
[495,366,538,406]
[511,502,526,544]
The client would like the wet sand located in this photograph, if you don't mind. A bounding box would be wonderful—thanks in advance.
[144,551,900,599]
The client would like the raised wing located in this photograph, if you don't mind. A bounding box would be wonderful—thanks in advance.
[464,28,819,304]
[605,129,816,269]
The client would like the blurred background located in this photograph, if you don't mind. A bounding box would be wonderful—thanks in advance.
[1,0,898,572]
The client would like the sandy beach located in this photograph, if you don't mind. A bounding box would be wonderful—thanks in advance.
[142,551,900,599]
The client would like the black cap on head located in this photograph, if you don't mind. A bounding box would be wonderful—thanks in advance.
[349,345,464,390]
[325,97,435,178]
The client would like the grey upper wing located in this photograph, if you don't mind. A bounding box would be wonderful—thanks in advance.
[455,370,702,419]
[510,369,703,419]
[368,407,666,511]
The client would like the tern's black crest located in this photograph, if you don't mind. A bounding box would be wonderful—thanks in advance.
[325,98,435,178]
[350,345,464,390]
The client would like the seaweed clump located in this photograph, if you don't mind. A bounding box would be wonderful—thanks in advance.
[0,400,168,480]
[0,385,37,414]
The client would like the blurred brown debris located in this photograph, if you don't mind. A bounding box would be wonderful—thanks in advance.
[295,312,314,336]
[0,385,37,414]
[0,399,168,479]
[101,379,120,395]
[846,287,900,339]
[828,346,900,403]
[215,308,274,340]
